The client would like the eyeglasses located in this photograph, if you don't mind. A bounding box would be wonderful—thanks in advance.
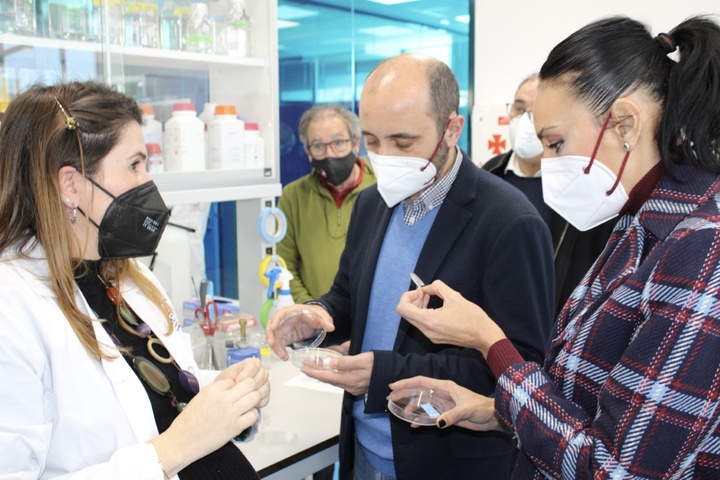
[506,102,531,119]
[308,138,352,157]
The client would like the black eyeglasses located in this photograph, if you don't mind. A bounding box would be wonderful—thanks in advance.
[308,138,352,157]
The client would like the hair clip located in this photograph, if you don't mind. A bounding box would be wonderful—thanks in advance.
[50,95,79,131]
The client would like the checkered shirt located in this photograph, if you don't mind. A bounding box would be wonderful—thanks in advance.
[401,149,462,226]
[496,163,720,479]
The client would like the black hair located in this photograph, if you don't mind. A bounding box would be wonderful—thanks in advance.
[539,15,720,174]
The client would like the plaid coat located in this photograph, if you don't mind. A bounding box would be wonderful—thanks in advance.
[496,163,720,479]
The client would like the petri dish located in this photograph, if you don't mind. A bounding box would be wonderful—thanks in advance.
[291,347,342,370]
[387,388,454,426]
[276,309,327,350]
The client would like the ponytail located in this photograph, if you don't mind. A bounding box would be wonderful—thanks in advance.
[661,16,720,173]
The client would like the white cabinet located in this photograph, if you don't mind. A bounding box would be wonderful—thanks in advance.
[0,0,281,317]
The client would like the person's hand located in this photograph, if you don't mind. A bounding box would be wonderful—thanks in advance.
[151,373,264,476]
[389,376,504,432]
[265,304,335,360]
[215,357,270,408]
[302,351,373,396]
[326,340,350,355]
[396,279,506,356]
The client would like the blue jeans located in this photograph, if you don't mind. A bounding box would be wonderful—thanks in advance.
[353,437,396,480]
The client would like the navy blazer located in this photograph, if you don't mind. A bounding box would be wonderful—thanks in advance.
[318,154,555,480]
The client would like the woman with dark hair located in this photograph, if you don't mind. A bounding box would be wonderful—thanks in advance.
[391,15,720,478]
[0,81,269,479]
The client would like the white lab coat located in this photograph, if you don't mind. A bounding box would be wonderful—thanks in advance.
[0,241,222,479]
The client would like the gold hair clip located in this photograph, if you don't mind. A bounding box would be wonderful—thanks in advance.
[50,95,79,131]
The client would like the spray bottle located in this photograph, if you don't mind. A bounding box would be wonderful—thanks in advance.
[258,267,294,365]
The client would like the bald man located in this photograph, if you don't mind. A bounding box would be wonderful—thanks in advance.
[270,54,555,480]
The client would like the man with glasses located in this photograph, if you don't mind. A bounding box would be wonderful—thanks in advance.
[484,73,614,314]
[277,104,376,306]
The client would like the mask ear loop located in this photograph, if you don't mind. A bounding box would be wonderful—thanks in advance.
[584,112,612,175]
[606,143,631,196]
[421,117,453,172]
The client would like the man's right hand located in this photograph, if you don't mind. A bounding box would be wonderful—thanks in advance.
[265,304,335,360]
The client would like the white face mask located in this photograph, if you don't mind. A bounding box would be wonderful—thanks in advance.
[367,151,438,208]
[540,113,630,231]
[508,112,543,159]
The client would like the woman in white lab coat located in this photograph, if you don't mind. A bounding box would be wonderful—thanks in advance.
[0,81,269,479]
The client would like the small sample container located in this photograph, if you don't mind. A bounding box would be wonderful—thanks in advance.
[275,309,326,350]
[291,347,342,370]
[387,388,454,426]
[146,143,164,173]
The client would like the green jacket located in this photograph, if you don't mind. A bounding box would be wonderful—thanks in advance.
[277,159,376,304]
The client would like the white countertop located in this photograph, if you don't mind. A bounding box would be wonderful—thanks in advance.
[238,358,343,479]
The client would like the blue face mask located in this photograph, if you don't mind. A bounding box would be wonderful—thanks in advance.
[79,179,170,259]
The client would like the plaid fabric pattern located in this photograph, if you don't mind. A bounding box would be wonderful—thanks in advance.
[401,149,462,226]
[496,164,720,479]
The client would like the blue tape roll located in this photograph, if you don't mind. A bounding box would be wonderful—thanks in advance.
[257,207,287,244]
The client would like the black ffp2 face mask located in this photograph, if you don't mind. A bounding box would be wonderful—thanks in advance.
[79,179,170,259]
[311,151,357,186]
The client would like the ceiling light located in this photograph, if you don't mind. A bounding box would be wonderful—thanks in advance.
[440,19,450,26]
[277,19,300,29]
[455,15,470,24]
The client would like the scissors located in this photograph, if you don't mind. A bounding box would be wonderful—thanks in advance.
[194,300,219,336]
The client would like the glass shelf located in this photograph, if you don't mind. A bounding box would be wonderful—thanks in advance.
[0,33,267,70]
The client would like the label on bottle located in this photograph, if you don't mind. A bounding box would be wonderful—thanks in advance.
[173,7,190,15]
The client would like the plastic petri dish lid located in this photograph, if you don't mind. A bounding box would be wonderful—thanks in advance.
[276,309,327,350]
[387,388,454,426]
[291,347,342,370]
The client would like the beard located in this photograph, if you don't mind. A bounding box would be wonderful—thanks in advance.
[432,141,451,182]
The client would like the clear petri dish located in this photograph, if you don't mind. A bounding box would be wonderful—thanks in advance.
[276,309,327,350]
[291,347,342,370]
[387,388,454,426]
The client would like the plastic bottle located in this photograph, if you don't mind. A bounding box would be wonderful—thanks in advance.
[207,104,245,170]
[186,1,212,53]
[146,142,163,173]
[163,102,205,171]
[35,0,48,37]
[48,0,92,40]
[124,0,159,48]
[91,0,123,44]
[0,0,37,35]
[140,104,163,149]
[244,122,264,169]
[221,0,249,57]
[160,0,189,50]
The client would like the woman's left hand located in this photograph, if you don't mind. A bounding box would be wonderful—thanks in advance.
[389,376,504,432]
[396,279,506,355]
[216,357,270,408]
